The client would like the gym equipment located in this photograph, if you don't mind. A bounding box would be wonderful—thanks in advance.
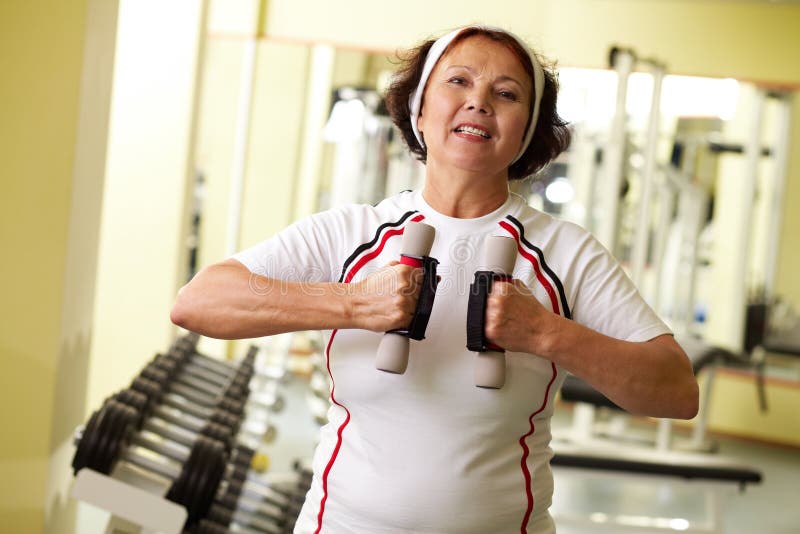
[169,338,286,414]
[138,377,275,450]
[75,397,295,532]
[72,399,227,526]
[132,354,277,447]
[558,336,767,452]
[466,236,518,389]
[375,221,439,374]
[70,332,305,533]
[112,387,259,463]
[194,462,312,534]
[133,363,257,443]
[550,441,761,533]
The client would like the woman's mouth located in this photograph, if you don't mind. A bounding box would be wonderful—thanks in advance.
[454,124,491,139]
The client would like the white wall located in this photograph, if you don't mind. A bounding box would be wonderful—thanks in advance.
[85,0,206,410]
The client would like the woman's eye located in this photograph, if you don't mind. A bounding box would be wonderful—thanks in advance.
[448,77,466,85]
[498,90,518,101]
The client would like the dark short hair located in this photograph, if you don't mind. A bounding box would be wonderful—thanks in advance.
[385,28,572,180]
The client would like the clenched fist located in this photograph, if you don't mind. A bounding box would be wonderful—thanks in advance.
[484,278,558,355]
[348,261,424,332]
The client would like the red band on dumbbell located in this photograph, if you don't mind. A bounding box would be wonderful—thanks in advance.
[486,342,505,352]
[400,255,423,268]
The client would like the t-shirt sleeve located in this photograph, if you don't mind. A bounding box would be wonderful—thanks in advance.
[230,208,349,284]
[566,228,671,342]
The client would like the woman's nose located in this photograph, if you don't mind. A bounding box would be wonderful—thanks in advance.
[465,87,493,114]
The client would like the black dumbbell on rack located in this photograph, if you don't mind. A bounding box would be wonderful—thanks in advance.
[130,360,275,447]
[149,352,279,433]
[145,356,250,409]
[158,350,280,440]
[113,386,282,489]
[168,341,285,414]
[171,334,287,411]
[113,383,298,527]
[113,388,242,459]
[192,467,307,534]
[72,400,227,527]
[131,374,245,431]
[73,397,294,532]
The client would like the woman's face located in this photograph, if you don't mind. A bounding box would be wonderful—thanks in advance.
[417,35,532,177]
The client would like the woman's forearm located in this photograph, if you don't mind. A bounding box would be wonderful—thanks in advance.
[171,259,358,339]
[484,280,698,420]
[170,259,422,340]
[536,316,699,419]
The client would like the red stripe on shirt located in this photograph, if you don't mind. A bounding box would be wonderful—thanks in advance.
[315,214,424,533]
[517,362,558,532]
[314,330,348,533]
[499,220,560,314]
[498,220,561,532]
[343,214,425,283]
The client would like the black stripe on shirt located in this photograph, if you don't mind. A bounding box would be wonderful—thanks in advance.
[505,215,572,320]
[337,210,418,283]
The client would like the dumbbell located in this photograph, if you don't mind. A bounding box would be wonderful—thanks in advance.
[139,361,250,421]
[78,398,287,530]
[197,482,294,534]
[117,388,288,505]
[156,351,283,418]
[170,336,286,413]
[72,400,227,526]
[158,368,276,445]
[169,337,256,387]
[130,374,246,432]
[166,346,255,392]
[375,221,439,374]
[148,356,251,405]
[136,363,246,425]
[113,388,242,456]
[189,456,305,533]
[192,517,283,534]
[124,375,274,457]
[466,236,518,389]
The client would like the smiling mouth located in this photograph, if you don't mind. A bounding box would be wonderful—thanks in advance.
[454,125,491,139]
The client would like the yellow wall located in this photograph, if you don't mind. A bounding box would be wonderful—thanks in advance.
[0,0,90,531]
[265,0,800,83]
[775,93,800,307]
[706,371,800,447]
[239,41,311,248]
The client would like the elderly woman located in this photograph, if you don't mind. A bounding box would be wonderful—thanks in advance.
[172,25,698,534]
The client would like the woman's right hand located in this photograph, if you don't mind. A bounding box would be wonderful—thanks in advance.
[347,261,423,332]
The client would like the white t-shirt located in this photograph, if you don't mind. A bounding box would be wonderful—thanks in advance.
[233,190,670,533]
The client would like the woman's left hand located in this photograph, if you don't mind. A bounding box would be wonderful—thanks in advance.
[484,279,557,354]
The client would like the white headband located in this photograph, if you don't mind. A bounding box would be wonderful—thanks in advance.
[408,25,545,165]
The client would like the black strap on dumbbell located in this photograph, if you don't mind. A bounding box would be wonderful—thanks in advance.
[388,255,440,341]
[466,271,510,352]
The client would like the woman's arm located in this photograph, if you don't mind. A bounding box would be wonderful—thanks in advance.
[171,258,422,340]
[485,279,699,420]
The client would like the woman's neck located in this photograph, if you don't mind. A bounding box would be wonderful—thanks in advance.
[422,165,510,218]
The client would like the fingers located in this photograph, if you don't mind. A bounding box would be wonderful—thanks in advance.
[353,263,424,331]
[484,279,537,348]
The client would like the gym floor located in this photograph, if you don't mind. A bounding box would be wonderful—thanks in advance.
[74,372,800,533]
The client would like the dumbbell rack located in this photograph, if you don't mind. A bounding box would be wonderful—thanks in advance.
[70,333,313,534]
[72,467,188,533]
